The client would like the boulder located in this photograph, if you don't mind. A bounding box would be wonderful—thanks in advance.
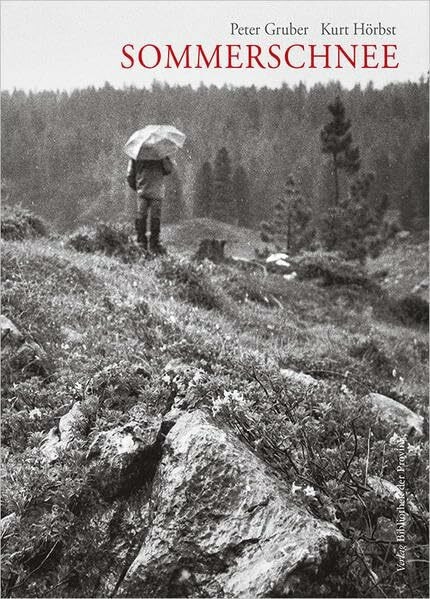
[9,340,50,377]
[266,253,289,264]
[86,415,164,498]
[41,402,90,462]
[280,368,318,387]
[59,402,90,448]
[368,475,419,512]
[365,392,424,437]
[0,315,24,345]
[119,410,346,598]
[194,239,226,263]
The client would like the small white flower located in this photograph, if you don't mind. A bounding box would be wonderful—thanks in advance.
[162,374,171,384]
[389,432,404,447]
[291,482,302,494]
[304,485,317,498]
[407,443,422,457]
[178,569,191,582]
[29,408,42,420]
[392,368,397,378]
[192,370,204,383]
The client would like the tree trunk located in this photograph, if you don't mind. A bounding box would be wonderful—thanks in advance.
[333,154,339,206]
[194,239,226,263]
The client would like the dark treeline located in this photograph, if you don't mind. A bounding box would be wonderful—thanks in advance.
[1,79,428,232]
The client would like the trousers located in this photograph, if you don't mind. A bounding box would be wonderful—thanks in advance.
[136,196,162,247]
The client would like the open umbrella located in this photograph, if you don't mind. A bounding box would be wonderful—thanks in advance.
[124,125,186,160]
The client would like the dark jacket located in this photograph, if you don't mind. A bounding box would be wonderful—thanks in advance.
[127,157,173,201]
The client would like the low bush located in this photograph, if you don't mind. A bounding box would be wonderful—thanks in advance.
[295,251,375,288]
[67,223,141,262]
[1,205,48,241]
[209,361,429,599]
[391,294,429,326]
[157,256,222,310]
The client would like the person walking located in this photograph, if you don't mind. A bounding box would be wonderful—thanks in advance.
[127,156,173,252]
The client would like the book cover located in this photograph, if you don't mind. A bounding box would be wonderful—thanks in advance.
[1,1,428,597]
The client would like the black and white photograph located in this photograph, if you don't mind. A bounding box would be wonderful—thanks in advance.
[1,1,429,597]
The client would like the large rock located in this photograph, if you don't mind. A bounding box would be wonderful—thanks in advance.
[0,315,24,345]
[120,410,346,598]
[9,340,50,377]
[42,401,90,462]
[86,415,164,498]
[366,392,424,437]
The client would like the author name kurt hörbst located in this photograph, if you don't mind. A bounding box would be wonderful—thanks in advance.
[230,22,397,36]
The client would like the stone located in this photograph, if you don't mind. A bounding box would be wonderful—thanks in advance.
[59,402,89,448]
[86,415,164,498]
[0,315,24,345]
[266,253,290,264]
[367,475,419,515]
[280,368,317,387]
[41,402,90,462]
[1,512,18,538]
[119,410,346,598]
[9,340,50,377]
[284,272,298,281]
[194,239,226,263]
[412,277,429,300]
[365,392,424,437]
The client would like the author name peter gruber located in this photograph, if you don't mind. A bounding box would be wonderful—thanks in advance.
[230,22,397,36]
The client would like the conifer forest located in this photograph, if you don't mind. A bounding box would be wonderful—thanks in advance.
[1,79,428,242]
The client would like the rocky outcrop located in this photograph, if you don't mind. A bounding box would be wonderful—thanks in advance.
[0,315,24,345]
[42,401,90,462]
[1,315,50,378]
[280,368,318,387]
[86,415,165,498]
[119,410,346,598]
[365,392,424,437]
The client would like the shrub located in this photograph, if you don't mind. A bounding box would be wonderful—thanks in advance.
[348,336,393,374]
[295,250,375,288]
[67,223,141,262]
[1,205,48,241]
[157,256,222,310]
[210,361,429,599]
[391,294,429,325]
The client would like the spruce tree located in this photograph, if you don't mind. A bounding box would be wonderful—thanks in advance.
[325,172,390,263]
[193,161,213,218]
[212,147,233,223]
[232,164,250,227]
[321,95,360,205]
[260,174,311,253]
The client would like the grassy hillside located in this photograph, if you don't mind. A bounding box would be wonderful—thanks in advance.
[163,217,266,258]
[1,220,428,598]
[368,233,429,298]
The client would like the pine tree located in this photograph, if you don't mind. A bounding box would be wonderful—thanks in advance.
[325,172,390,263]
[232,165,250,227]
[320,95,360,205]
[193,161,213,218]
[212,147,233,223]
[260,174,311,253]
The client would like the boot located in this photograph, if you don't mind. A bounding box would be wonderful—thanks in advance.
[135,218,147,249]
[149,217,166,254]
